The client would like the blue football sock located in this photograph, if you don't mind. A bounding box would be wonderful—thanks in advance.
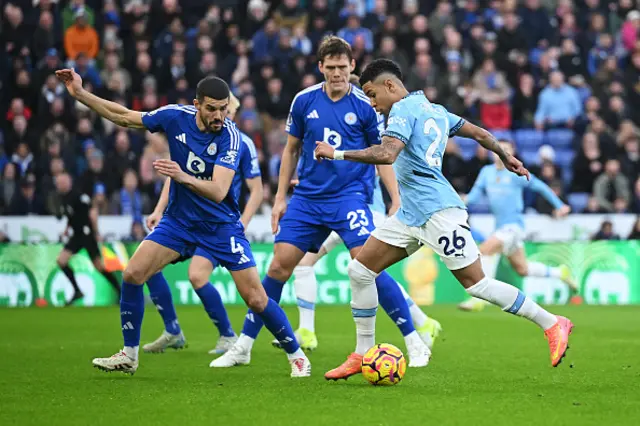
[241,275,284,339]
[121,281,145,347]
[258,298,300,354]
[376,271,416,336]
[147,272,181,335]
[195,283,235,337]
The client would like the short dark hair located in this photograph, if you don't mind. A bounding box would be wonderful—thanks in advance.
[196,76,230,102]
[359,59,403,87]
[317,35,353,62]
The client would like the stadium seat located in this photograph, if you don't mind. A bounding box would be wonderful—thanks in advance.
[554,149,575,167]
[567,192,590,213]
[453,137,478,161]
[545,129,575,149]
[490,129,513,142]
[520,149,539,167]
[514,129,544,152]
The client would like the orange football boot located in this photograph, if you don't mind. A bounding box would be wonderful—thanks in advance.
[325,353,363,380]
[544,316,574,367]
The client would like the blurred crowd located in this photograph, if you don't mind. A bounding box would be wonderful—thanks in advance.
[1,0,640,226]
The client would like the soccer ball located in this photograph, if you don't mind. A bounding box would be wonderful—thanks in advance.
[361,343,407,386]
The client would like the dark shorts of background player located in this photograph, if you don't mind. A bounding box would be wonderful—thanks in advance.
[64,234,101,259]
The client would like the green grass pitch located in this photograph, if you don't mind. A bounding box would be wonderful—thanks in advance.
[2,305,639,425]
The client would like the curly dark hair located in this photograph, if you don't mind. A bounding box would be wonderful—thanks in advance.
[317,35,353,62]
[359,59,403,87]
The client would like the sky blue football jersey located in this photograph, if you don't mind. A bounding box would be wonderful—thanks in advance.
[286,83,383,203]
[141,105,242,224]
[369,176,386,214]
[382,91,466,227]
[467,164,564,229]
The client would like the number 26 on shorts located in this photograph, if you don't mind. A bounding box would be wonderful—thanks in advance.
[438,230,466,256]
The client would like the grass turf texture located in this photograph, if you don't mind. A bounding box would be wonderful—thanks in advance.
[1,305,639,426]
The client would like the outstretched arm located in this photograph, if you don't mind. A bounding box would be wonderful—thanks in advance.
[315,136,405,165]
[456,121,530,180]
[56,68,144,129]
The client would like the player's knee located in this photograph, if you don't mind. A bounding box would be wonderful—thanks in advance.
[56,258,67,268]
[123,264,148,285]
[267,257,295,282]
[188,270,209,289]
[348,259,376,286]
[243,286,268,312]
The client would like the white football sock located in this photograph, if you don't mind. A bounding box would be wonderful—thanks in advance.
[527,262,562,278]
[293,265,317,332]
[236,333,255,351]
[123,346,139,360]
[287,348,306,360]
[466,278,558,330]
[348,259,378,355]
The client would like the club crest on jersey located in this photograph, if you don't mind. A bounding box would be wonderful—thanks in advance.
[344,112,357,125]
[207,142,217,155]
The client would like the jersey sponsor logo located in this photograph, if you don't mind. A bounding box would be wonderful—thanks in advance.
[175,133,187,144]
[186,151,206,174]
[207,142,217,155]
[387,116,407,127]
[306,109,319,119]
[344,112,357,125]
[322,128,342,148]
[220,150,238,165]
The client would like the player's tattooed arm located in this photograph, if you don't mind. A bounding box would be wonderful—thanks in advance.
[456,121,508,161]
[314,136,404,165]
[457,121,530,179]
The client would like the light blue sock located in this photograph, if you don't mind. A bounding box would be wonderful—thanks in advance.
[121,281,145,347]
[241,275,284,339]
[147,272,181,335]
[376,271,416,336]
[195,283,235,337]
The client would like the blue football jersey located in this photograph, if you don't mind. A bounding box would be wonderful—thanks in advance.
[382,91,466,227]
[286,83,383,203]
[231,131,261,199]
[141,104,242,224]
[466,164,564,229]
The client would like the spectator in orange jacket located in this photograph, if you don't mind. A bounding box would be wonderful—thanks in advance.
[64,8,99,60]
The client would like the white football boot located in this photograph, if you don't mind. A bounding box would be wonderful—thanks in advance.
[142,331,187,353]
[208,335,238,355]
[289,356,312,378]
[407,340,431,368]
[209,343,251,368]
[92,351,139,375]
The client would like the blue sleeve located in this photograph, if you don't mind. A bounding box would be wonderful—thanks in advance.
[381,102,415,145]
[216,124,242,172]
[527,175,564,209]
[240,138,261,180]
[285,94,305,139]
[141,105,180,133]
[466,167,487,205]
[447,110,465,135]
